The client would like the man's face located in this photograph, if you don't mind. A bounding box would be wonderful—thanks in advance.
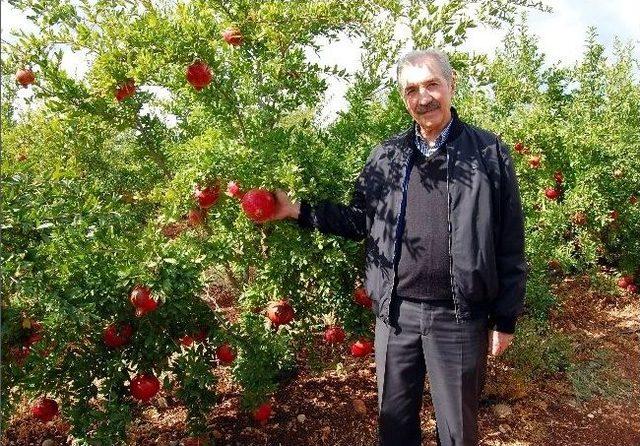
[399,57,455,134]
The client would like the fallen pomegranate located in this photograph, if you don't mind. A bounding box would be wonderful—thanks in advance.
[130,373,161,401]
[186,60,212,90]
[351,339,374,357]
[16,68,35,87]
[221,27,243,46]
[130,285,158,317]
[194,184,220,209]
[323,325,346,344]
[216,343,236,364]
[31,398,59,422]
[252,402,272,423]
[353,286,372,308]
[103,323,133,348]
[266,299,295,326]
[241,188,276,223]
[115,79,136,102]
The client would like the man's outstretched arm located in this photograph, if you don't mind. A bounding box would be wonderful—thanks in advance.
[268,151,376,242]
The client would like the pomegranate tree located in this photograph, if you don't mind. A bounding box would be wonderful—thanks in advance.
[3,0,639,443]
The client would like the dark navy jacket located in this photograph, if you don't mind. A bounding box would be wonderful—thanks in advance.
[298,107,526,334]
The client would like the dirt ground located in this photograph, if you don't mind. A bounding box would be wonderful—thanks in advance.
[3,275,639,446]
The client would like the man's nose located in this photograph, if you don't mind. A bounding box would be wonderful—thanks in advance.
[417,87,432,103]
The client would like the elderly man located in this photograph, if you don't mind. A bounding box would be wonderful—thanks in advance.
[270,49,527,446]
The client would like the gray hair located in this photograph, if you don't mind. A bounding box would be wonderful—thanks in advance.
[396,49,454,93]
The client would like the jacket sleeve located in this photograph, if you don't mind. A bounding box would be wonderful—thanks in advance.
[489,139,527,334]
[296,148,378,242]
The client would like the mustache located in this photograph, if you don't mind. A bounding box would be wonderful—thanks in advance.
[417,101,440,113]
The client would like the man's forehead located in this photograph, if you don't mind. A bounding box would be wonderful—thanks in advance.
[400,61,446,87]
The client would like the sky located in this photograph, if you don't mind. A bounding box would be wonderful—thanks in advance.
[2,0,639,123]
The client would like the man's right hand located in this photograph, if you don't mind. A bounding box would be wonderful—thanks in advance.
[270,189,300,221]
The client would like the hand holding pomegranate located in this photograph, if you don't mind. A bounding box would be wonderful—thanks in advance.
[269,189,300,221]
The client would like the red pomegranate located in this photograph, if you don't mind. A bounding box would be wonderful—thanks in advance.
[31,398,59,422]
[16,68,35,87]
[350,339,374,357]
[216,343,236,364]
[514,142,524,154]
[221,27,243,46]
[187,208,206,226]
[323,325,346,344]
[544,187,560,200]
[627,284,638,294]
[103,323,133,348]
[630,195,638,205]
[130,285,158,317]
[353,287,372,308]
[609,210,619,221]
[266,300,295,326]
[186,60,212,90]
[115,79,136,102]
[180,335,195,347]
[529,155,541,169]
[226,180,243,199]
[194,184,220,209]
[130,373,161,401]
[241,188,276,223]
[252,402,272,423]
[617,276,634,289]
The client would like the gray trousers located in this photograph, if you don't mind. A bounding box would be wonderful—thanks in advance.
[375,297,489,446]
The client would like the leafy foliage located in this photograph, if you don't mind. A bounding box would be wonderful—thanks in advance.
[2,0,638,442]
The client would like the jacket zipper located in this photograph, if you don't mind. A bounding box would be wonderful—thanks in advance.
[446,146,461,324]
[389,150,414,313]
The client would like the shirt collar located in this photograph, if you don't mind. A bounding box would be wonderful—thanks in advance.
[414,117,453,157]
